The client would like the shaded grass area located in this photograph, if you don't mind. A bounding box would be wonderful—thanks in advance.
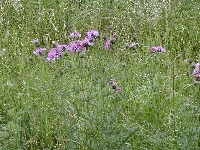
[0,0,200,149]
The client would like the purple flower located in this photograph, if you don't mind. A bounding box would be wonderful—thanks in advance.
[57,44,69,52]
[81,37,94,47]
[46,48,64,61]
[68,41,86,53]
[193,63,200,78]
[68,41,79,53]
[115,87,121,93]
[109,80,115,87]
[105,40,112,50]
[32,39,40,47]
[129,43,136,49]
[150,46,166,53]
[33,48,46,56]
[86,30,99,41]
[110,34,117,44]
[112,33,117,39]
[156,46,166,52]
[70,31,81,38]
[32,39,38,44]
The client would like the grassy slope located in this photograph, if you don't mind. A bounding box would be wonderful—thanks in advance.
[0,0,199,149]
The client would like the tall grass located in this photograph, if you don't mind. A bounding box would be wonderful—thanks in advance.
[0,0,199,149]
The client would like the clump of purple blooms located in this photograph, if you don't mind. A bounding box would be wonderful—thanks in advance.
[150,46,166,53]
[32,30,99,61]
[31,30,172,93]
[105,34,117,50]
[86,30,99,41]
[67,40,87,53]
[57,44,69,52]
[193,62,200,81]
[33,48,47,56]
[67,30,98,53]
[109,79,121,93]
[67,30,99,53]
[30,28,200,94]
[46,48,63,61]
[46,41,68,61]
[70,31,81,38]
[115,87,122,93]
[105,40,112,50]
[32,39,47,56]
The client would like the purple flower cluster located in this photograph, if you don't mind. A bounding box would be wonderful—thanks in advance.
[109,79,121,93]
[33,48,47,56]
[32,30,99,61]
[67,40,86,53]
[105,34,117,50]
[105,40,112,50]
[86,30,99,41]
[150,46,166,53]
[30,25,187,97]
[57,44,69,52]
[67,30,99,53]
[32,39,47,56]
[193,62,200,81]
[70,31,81,38]
[31,29,171,93]
[46,48,64,61]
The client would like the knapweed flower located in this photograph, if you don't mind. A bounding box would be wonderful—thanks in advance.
[128,43,136,50]
[70,31,81,38]
[109,79,115,85]
[52,41,68,52]
[86,30,99,41]
[112,33,117,39]
[193,62,200,80]
[105,40,112,50]
[46,48,64,61]
[33,48,46,56]
[32,39,40,47]
[150,46,166,53]
[81,37,94,47]
[57,44,69,52]
[108,79,121,93]
[67,41,79,53]
[105,33,117,50]
[68,41,86,53]
[110,33,117,44]
[115,87,121,93]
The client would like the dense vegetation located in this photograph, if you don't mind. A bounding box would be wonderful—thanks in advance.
[0,0,199,149]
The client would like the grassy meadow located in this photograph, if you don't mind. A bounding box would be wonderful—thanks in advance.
[0,0,200,149]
